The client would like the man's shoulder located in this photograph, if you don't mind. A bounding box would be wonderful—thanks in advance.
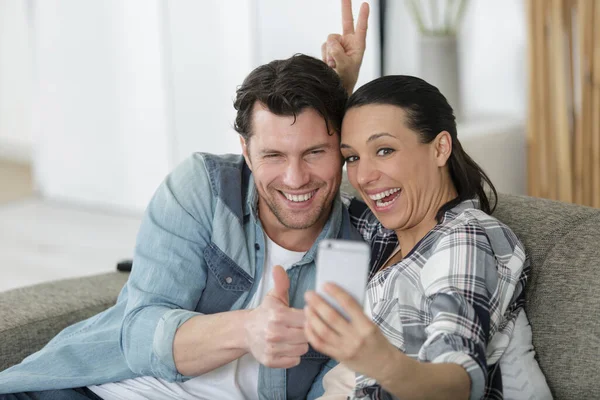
[168,153,251,222]
[176,152,245,176]
[172,152,248,191]
[198,152,246,171]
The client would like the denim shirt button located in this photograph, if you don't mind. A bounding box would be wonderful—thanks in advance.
[254,243,260,250]
[225,276,233,284]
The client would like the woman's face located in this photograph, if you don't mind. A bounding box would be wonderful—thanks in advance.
[341,104,453,232]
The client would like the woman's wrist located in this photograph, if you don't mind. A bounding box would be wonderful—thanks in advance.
[371,342,413,388]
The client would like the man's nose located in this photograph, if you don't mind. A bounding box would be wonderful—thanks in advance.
[282,159,311,189]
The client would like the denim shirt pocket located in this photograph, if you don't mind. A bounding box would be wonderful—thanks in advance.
[285,344,330,400]
[301,344,329,360]
[196,242,253,314]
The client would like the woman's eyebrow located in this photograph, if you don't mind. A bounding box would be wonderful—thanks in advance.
[341,132,397,150]
[366,132,395,143]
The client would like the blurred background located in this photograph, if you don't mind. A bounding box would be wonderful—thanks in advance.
[1,0,595,291]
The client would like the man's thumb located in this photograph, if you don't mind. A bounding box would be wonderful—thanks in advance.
[268,265,290,306]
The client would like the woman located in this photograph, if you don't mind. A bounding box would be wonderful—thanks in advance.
[304,76,529,399]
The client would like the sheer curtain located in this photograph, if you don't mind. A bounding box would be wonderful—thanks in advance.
[25,0,381,212]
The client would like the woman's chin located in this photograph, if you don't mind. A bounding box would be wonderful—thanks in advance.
[378,216,406,232]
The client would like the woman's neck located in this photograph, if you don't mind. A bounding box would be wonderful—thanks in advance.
[395,183,458,258]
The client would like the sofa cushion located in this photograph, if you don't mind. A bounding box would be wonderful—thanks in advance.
[0,272,129,371]
[500,309,552,399]
[493,194,600,399]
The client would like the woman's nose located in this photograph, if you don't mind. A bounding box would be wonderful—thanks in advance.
[356,158,379,186]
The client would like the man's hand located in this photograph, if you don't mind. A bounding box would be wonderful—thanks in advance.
[321,0,370,95]
[244,265,308,368]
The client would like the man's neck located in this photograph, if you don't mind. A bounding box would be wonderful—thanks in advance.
[258,205,331,253]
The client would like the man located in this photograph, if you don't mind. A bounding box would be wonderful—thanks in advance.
[0,1,369,399]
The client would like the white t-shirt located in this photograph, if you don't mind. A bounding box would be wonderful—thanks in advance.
[89,236,305,400]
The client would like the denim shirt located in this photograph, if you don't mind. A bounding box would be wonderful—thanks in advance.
[0,153,362,399]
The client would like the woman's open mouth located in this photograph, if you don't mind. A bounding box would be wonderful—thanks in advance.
[367,188,401,211]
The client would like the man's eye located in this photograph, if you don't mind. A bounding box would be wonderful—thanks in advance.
[263,154,281,159]
[308,150,324,156]
[376,148,394,156]
[344,155,359,163]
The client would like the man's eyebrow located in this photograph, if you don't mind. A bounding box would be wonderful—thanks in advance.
[303,143,333,153]
[258,143,332,156]
[258,149,283,155]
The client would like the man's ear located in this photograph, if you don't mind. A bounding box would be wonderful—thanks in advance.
[434,131,452,167]
[240,135,252,171]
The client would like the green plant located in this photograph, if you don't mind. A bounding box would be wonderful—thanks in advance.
[406,0,469,36]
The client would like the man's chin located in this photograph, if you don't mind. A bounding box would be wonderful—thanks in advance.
[264,192,331,229]
[275,213,320,230]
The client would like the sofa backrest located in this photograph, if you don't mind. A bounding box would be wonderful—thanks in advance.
[492,193,600,399]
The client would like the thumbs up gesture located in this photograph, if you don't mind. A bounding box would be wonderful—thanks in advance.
[268,264,292,305]
[244,266,309,368]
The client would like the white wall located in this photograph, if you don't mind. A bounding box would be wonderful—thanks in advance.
[167,0,381,165]
[165,0,256,162]
[32,0,171,212]
[384,0,527,118]
[255,0,381,92]
[0,0,34,162]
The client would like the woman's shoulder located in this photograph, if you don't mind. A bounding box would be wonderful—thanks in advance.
[434,199,525,258]
[418,199,528,297]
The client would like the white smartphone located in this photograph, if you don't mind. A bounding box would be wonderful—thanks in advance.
[315,239,371,320]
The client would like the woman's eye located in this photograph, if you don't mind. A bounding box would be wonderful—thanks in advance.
[376,148,394,156]
[344,155,359,163]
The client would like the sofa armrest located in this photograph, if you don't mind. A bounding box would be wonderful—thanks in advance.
[0,272,129,371]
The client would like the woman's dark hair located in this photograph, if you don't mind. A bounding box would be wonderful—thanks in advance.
[234,54,348,141]
[347,75,497,219]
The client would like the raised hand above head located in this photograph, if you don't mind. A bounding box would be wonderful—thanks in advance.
[321,0,370,95]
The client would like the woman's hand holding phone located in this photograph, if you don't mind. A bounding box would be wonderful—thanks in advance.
[303,283,398,381]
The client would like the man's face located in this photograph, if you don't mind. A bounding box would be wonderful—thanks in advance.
[241,103,342,231]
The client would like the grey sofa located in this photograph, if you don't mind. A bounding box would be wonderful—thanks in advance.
[1,193,599,399]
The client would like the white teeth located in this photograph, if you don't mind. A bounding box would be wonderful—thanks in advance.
[376,198,397,208]
[368,188,401,201]
[283,190,315,202]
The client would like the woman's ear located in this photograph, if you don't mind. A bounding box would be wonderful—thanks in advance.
[434,131,452,167]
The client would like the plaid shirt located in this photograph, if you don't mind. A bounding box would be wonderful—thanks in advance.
[344,196,529,400]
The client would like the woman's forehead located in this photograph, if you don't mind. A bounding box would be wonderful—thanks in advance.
[341,105,416,144]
